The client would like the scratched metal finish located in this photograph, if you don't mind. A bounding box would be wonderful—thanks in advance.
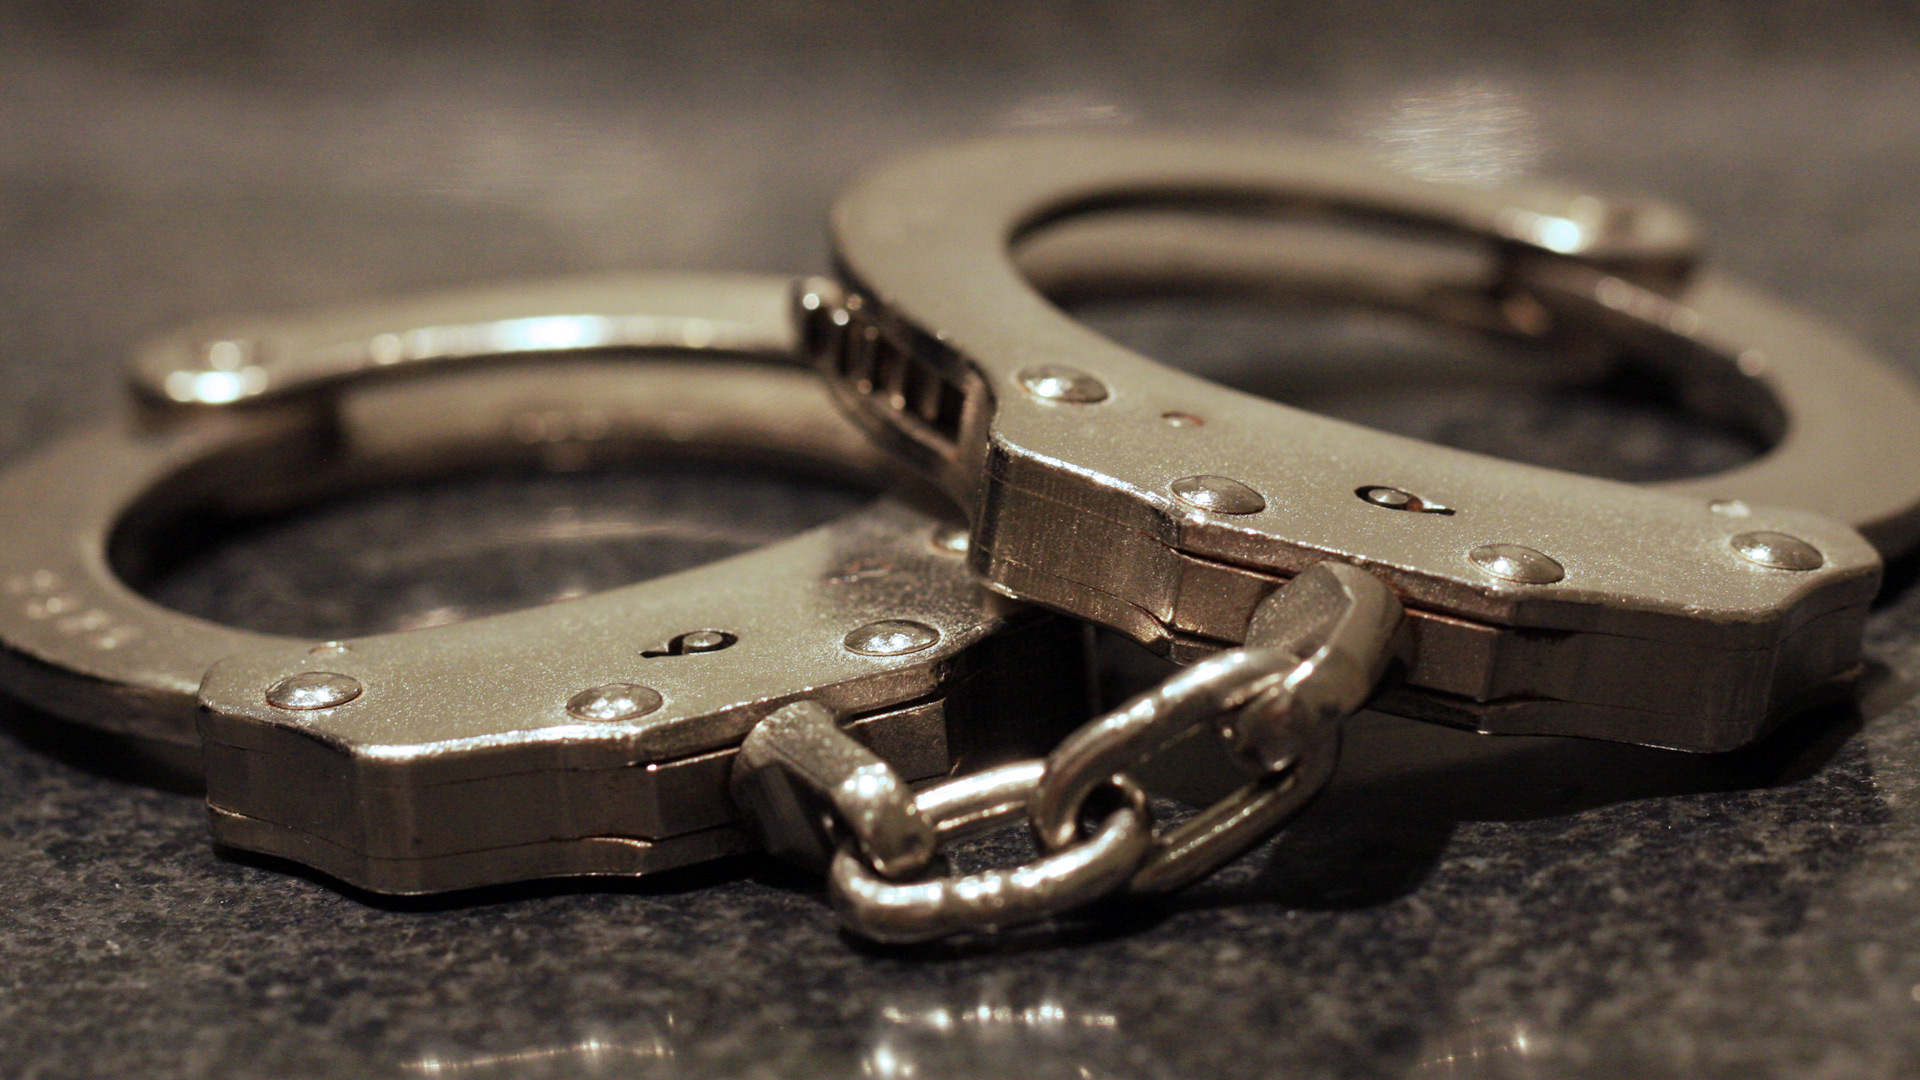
[3,4,1920,1078]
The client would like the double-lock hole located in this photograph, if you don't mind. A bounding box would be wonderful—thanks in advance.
[1356,485,1453,515]
[641,630,739,658]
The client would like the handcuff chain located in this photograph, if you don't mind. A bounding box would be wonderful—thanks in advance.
[1030,562,1403,895]
[734,563,1405,942]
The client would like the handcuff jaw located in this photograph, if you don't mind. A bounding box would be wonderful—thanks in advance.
[814,134,1918,752]
[194,489,1083,893]
[0,275,1091,894]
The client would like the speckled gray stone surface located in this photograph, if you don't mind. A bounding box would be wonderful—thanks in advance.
[4,4,1920,1077]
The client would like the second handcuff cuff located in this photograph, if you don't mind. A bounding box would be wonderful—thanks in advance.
[801,134,1920,938]
[0,273,1092,895]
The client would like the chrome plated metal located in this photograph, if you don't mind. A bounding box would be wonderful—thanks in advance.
[1730,531,1825,572]
[1016,365,1110,404]
[264,672,365,711]
[1169,475,1267,515]
[814,133,1920,752]
[1034,563,1400,894]
[0,273,1091,894]
[828,764,1152,944]
[1009,202,1920,555]
[1467,544,1567,586]
[565,683,666,722]
[842,619,942,657]
[732,699,936,877]
[1229,562,1406,771]
[914,758,1046,843]
[801,564,1396,942]
[133,273,799,405]
[8,136,1916,944]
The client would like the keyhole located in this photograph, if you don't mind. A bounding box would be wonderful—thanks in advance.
[642,630,738,657]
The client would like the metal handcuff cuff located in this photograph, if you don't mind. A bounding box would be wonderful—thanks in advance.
[3,137,1919,946]
[801,134,1920,939]
[0,274,1093,894]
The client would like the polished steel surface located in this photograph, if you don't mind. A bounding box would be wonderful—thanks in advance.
[798,564,1394,939]
[731,698,936,878]
[34,144,1899,936]
[1036,563,1399,895]
[0,274,1091,894]
[0,273,884,751]
[1015,208,1920,552]
[134,272,800,404]
[5,8,1920,1077]
[816,134,1919,750]
[828,764,1153,944]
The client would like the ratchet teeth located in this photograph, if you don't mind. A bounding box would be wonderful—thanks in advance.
[801,283,968,449]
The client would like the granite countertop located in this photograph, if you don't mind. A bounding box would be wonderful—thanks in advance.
[3,5,1920,1077]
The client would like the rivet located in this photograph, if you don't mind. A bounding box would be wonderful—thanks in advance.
[676,630,735,654]
[1161,411,1203,428]
[265,672,363,711]
[1468,544,1565,584]
[1171,475,1266,515]
[308,641,350,657]
[844,620,941,657]
[929,523,970,555]
[1730,531,1823,571]
[566,682,664,721]
[1017,364,1109,404]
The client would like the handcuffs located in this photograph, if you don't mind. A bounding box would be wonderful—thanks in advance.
[0,274,1091,893]
[3,135,1919,943]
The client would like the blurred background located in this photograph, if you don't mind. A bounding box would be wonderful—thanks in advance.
[3,3,1920,1078]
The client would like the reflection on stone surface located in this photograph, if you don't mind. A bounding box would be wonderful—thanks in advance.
[384,992,1124,1080]
[406,1033,673,1075]
[1406,1019,1545,1079]
[863,989,1122,1080]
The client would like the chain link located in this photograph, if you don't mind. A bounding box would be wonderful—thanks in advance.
[1035,562,1404,894]
[734,563,1404,942]
[828,763,1152,944]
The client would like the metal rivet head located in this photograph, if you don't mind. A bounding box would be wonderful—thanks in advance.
[1730,531,1824,571]
[566,683,664,721]
[265,672,362,711]
[1161,411,1203,428]
[1468,544,1565,584]
[1017,364,1109,404]
[1171,475,1266,515]
[844,620,941,657]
